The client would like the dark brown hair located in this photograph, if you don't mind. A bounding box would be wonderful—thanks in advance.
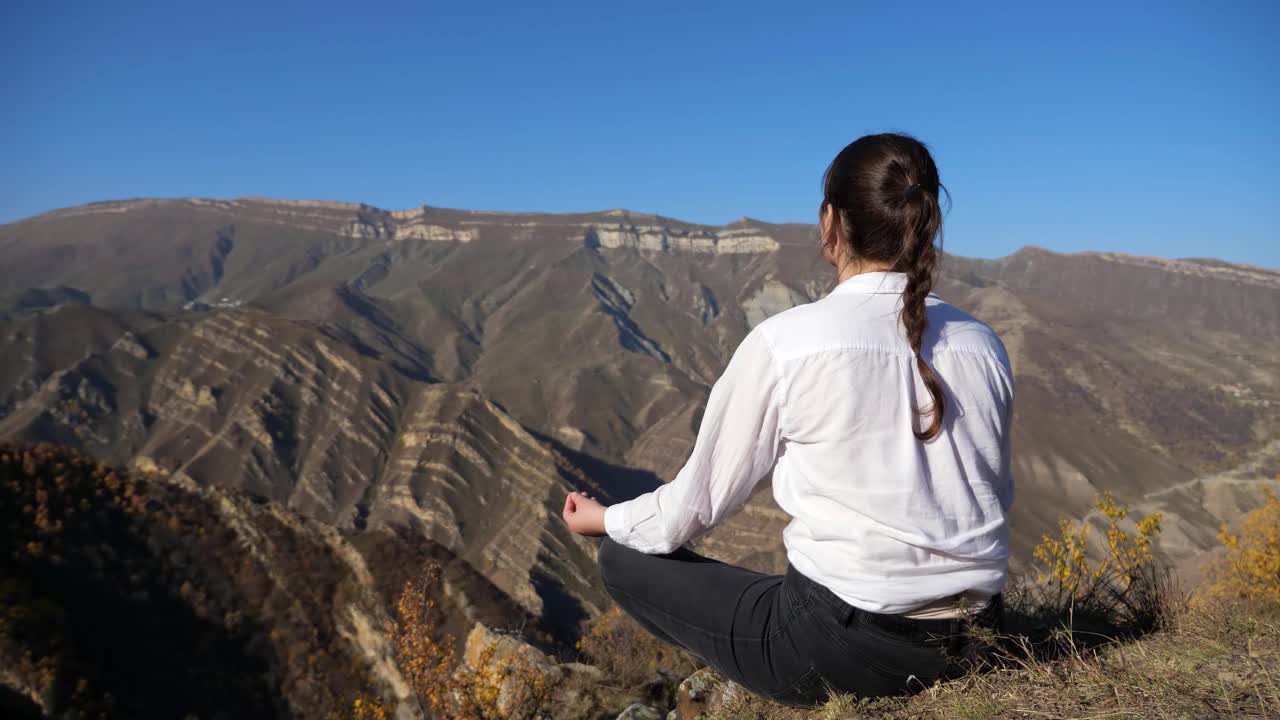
[822,133,949,441]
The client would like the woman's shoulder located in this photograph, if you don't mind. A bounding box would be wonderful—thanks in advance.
[748,293,1011,373]
[926,299,1012,370]
[751,293,909,361]
[748,297,840,354]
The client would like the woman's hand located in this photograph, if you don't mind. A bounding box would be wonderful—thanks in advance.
[562,491,607,537]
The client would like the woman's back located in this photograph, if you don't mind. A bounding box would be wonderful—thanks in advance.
[758,270,1014,614]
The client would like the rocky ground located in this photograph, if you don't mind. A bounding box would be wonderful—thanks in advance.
[459,598,1280,720]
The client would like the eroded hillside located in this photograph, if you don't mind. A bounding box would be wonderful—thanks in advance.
[2,197,1277,602]
[0,443,549,719]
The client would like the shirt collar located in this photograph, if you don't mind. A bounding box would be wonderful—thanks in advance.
[828,271,909,296]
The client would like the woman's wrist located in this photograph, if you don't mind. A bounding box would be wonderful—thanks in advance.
[562,491,608,537]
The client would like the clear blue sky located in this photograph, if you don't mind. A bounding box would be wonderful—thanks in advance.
[3,1,1277,266]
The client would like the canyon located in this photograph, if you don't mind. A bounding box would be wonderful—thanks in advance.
[1,196,1277,670]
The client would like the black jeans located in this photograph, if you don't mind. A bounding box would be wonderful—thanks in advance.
[598,538,1000,708]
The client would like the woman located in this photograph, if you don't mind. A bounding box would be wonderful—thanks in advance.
[561,133,1014,707]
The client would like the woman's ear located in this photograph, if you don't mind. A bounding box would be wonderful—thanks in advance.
[820,205,842,265]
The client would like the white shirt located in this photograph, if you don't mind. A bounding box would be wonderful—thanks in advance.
[604,271,1015,614]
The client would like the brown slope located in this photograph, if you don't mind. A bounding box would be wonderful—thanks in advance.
[0,304,609,636]
[0,197,826,466]
[2,197,1278,579]
[958,246,1280,340]
[0,442,554,719]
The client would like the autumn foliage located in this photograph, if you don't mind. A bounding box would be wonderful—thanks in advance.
[1210,486,1280,604]
[1023,492,1168,636]
[351,563,548,720]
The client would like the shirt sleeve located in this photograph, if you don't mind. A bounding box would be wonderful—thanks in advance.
[604,326,786,554]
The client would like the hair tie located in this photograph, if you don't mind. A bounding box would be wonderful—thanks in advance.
[904,183,923,196]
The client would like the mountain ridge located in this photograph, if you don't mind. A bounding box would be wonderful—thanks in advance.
[9,196,1278,276]
[1,194,1276,645]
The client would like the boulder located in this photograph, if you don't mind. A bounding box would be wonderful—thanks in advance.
[673,668,722,720]
[463,622,560,716]
[464,622,554,671]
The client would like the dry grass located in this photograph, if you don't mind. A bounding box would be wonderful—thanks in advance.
[698,599,1280,719]
[340,493,1280,719]
[576,606,699,687]
[696,490,1280,719]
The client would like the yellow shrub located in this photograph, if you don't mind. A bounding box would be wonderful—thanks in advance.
[349,563,547,720]
[1027,492,1166,630]
[1210,486,1280,604]
[1032,492,1162,596]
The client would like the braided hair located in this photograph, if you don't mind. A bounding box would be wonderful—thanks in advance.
[821,133,948,441]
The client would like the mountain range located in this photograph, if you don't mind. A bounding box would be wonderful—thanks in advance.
[2,196,1277,641]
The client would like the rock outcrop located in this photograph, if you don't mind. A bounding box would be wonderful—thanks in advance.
[585,222,778,254]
